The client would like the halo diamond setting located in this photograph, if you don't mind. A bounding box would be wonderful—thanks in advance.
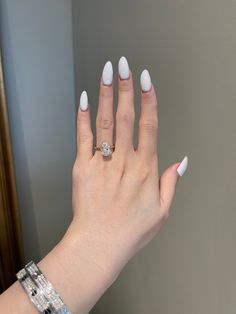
[100,142,112,157]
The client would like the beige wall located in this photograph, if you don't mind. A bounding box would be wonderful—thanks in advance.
[72,1,236,313]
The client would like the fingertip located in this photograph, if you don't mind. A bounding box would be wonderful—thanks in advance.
[140,84,158,107]
[99,75,114,100]
[162,162,179,180]
[118,70,133,92]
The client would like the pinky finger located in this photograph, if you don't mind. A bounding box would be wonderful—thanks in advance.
[76,91,93,161]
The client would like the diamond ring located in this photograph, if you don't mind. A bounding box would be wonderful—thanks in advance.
[94,142,115,157]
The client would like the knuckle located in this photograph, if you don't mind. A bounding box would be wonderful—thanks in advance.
[138,164,151,182]
[139,119,157,133]
[119,80,132,92]
[79,132,93,144]
[113,161,125,178]
[117,112,134,124]
[98,117,114,130]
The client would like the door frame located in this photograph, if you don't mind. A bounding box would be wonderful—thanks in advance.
[0,49,24,292]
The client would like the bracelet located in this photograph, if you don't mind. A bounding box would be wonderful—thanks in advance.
[16,261,72,314]
[16,267,52,313]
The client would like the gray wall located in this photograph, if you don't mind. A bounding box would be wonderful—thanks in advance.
[72,1,236,313]
[0,0,76,261]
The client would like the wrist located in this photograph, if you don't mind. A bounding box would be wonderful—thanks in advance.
[65,219,133,273]
[62,221,124,279]
[37,221,122,313]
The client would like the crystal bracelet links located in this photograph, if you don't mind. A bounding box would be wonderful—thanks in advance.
[16,261,72,314]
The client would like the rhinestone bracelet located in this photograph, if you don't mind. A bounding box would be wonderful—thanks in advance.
[16,261,72,314]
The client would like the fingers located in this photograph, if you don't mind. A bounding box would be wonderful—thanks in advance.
[159,156,188,215]
[115,57,135,155]
[96,61,114,154]
[76,91,93,161]
[137,70,158,162]
[85,59,158,164]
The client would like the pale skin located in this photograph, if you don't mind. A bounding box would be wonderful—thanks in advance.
[0,60,187,313]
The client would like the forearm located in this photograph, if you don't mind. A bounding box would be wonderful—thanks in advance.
[0,222,122,314]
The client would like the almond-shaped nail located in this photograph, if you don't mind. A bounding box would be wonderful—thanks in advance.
[102,61,113,85]
[118,56,130,80]
[177,156,188,177]
[80,90,88,111]
[140,69,151,92]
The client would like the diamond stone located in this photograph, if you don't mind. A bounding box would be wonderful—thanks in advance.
[100,142,112,157]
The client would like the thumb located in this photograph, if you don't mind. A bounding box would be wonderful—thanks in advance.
[159,156,188,212]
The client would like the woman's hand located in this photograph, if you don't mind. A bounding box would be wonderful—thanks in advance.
[69,57,188,274]
[0,57,188,314]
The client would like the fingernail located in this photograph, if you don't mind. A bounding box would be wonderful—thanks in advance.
[80,90,88,111]
[102,61,113,85]
[118,56,130,80]
[140,69,152,92]
[177,156,188,177]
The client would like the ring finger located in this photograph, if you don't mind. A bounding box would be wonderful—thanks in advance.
[95,61,114,156]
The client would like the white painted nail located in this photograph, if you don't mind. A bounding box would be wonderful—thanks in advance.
[80,90,88,111]
[102,61,113,85]
[140,69,152,92]
[177,156,188,177]
[118,56,130,79]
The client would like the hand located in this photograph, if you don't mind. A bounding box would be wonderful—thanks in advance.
[69,57,188,273]
[0,57,188,314]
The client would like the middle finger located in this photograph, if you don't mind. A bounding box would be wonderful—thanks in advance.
[115,56,135,155]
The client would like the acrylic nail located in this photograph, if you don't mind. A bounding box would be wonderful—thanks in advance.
[118,56,130,80]
[177,156,188,177]
[140,69,152,92]
[102,61,113,85]
[80,90,88,111]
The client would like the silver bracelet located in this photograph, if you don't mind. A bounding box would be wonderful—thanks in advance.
[16,261,72,314]
[16,267,52,313]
